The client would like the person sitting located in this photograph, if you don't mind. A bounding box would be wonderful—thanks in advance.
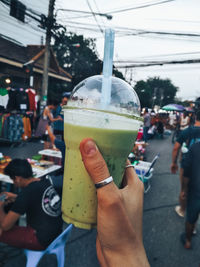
[147,124,156,139]
[0,159,62,250]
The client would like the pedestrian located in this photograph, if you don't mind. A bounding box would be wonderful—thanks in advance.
[0,159,62,250]
[171,110,200,217]
[143,107,151,143]
[189,112,195,126]
[180,142,200,249]
[180,111,190,131]
[171,112,181,144]
[35,99,63,147]
[46,125,65,170]
[53,92,71,140]
[80,138,150,266]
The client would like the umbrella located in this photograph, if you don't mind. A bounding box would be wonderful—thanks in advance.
[161,104,185,112]
[185,107,195,113]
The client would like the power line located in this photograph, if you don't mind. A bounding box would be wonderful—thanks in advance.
[0,14,44,38]
[55,19,200,43]
[107,0,175,14]
[115,58,200,69]
[92,0,106,28]
[0,2,45,40]
[85,0,104,34]
[55,8,112,20]
[0,0,44,25]
[113,51,200,63]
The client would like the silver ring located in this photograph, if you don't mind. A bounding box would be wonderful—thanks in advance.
[95,176,113,189]
[125,164,134,169]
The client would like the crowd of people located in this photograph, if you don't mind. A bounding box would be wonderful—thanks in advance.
[142,106,200,250]
[142,108,165,143]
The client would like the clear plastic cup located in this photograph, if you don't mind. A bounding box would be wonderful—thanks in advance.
[62,75,142,229]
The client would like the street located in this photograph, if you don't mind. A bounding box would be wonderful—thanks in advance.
[0,133,200,266]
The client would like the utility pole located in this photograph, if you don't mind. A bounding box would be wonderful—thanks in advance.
[41,0,55,106]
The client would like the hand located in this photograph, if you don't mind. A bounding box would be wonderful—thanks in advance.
[57,116,63,121]
[80,138,149,267]
[180,191,187,201]
[0,192,17,205]
[171,163,178,174]
[5,192,17,202]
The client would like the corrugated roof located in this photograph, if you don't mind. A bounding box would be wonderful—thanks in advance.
[0,36,27,63]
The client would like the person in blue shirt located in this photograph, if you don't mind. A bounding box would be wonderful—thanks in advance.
[180,142,200,249]
[53,92,71,140]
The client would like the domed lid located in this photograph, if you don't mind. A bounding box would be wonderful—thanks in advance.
[67,75,141,117]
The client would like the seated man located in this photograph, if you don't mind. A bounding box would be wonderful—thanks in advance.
[0,159,62,250]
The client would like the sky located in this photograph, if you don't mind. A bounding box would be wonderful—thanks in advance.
[55,0,200,101]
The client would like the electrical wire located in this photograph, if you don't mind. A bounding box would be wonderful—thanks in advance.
[56,18,200,39]
[86,0,104,35]
[130,51,200,60]
[90,0,122,66]
[107,0,175,14]
[114,52,200,64]
[115,58,200,69]
[0,16,43,38]
[92,0,106,28]
[0,0,44,22]
[0,0,45,40]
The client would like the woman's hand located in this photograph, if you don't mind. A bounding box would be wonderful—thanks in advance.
[80,138,150,267]
[56,116,63,121]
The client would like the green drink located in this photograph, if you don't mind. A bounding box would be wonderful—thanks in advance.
[62,108,141,229]
[61,75,141,229]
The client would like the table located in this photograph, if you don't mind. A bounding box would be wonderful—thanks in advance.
[32,164,61,178]
[0,163,61,185]
[38,149,62,158]
[0,173,13,184]
[38,149,62,166]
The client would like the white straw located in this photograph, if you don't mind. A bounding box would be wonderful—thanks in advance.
[101,28,115,107]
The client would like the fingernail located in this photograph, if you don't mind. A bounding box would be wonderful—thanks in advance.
[83,140,97,155]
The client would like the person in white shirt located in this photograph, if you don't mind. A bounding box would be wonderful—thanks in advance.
[180,111,190,131]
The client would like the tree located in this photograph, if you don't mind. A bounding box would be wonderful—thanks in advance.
[134,77,178,108]
[52,27,125,94]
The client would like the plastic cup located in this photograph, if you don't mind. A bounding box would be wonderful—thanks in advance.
[62,75,142,229]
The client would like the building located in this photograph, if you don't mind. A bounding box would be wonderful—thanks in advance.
[0,35,71,94]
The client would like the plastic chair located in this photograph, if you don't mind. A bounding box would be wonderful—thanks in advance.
[24,224,73,267]
[134,154,159,193]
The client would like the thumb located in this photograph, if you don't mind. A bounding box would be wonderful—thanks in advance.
[79,138,110,184]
